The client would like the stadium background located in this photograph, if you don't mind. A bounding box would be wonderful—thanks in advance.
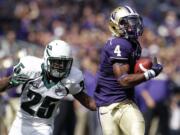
[0,0,179,135]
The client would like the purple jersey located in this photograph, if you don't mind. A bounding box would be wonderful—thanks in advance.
[94,37,141,107]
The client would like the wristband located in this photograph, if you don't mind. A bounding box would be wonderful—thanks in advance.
[144,70,156,80]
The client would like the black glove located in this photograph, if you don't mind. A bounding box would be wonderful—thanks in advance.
[9,74,30,86]
[151,63,163,76]
[144,57,163,80]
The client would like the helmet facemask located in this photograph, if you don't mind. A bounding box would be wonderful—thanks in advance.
[43,40,73,80]
[46,57,73,79]
[119,15,143,39]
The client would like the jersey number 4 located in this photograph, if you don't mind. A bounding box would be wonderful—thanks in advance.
[21,90,59,119]
[114,45,121,56]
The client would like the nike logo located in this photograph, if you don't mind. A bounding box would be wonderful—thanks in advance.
[99,112,108,115]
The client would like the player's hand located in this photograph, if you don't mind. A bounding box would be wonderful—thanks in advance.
[151,57,163,76]
[151,63,163,76]
[9,74,29,86]
[144,57,163,80]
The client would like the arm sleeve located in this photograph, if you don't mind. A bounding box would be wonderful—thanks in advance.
[69,80,85,95]
[13,57,31,77]
[68,69,85,95]
[13,56,42,78]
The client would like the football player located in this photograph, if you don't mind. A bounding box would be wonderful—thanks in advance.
[0,40,96,135]
[94,5,163,135]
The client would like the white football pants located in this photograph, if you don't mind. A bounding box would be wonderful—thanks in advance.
[98,100,145,135]
[8,116,53,135]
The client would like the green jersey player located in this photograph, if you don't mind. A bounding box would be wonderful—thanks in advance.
[0,40,96,135]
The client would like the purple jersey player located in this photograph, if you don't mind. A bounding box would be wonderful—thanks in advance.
[94,5,163,135]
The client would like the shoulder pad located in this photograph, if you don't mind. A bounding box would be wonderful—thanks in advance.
[62,66,84,95]
[67,66,84,84]
[109,37,132,46]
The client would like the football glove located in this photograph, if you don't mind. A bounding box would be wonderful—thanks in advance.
[9,74,30,86]
[144,57,163,80]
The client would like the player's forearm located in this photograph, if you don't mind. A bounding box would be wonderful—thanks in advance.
[118,73,146,87]
[82,97,96,111]
[79,97,97,111]
[0,77,11,92]
[74,91,97,111]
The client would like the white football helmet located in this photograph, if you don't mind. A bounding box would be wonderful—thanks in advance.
[109,5,143,38]
[43,40,73,79]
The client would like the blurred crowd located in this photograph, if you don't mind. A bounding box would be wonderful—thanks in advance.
[0,0,179,135]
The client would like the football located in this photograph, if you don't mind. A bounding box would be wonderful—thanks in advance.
[134,58,153,73]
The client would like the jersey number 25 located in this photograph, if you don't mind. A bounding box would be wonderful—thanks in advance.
[21,90,59,119]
